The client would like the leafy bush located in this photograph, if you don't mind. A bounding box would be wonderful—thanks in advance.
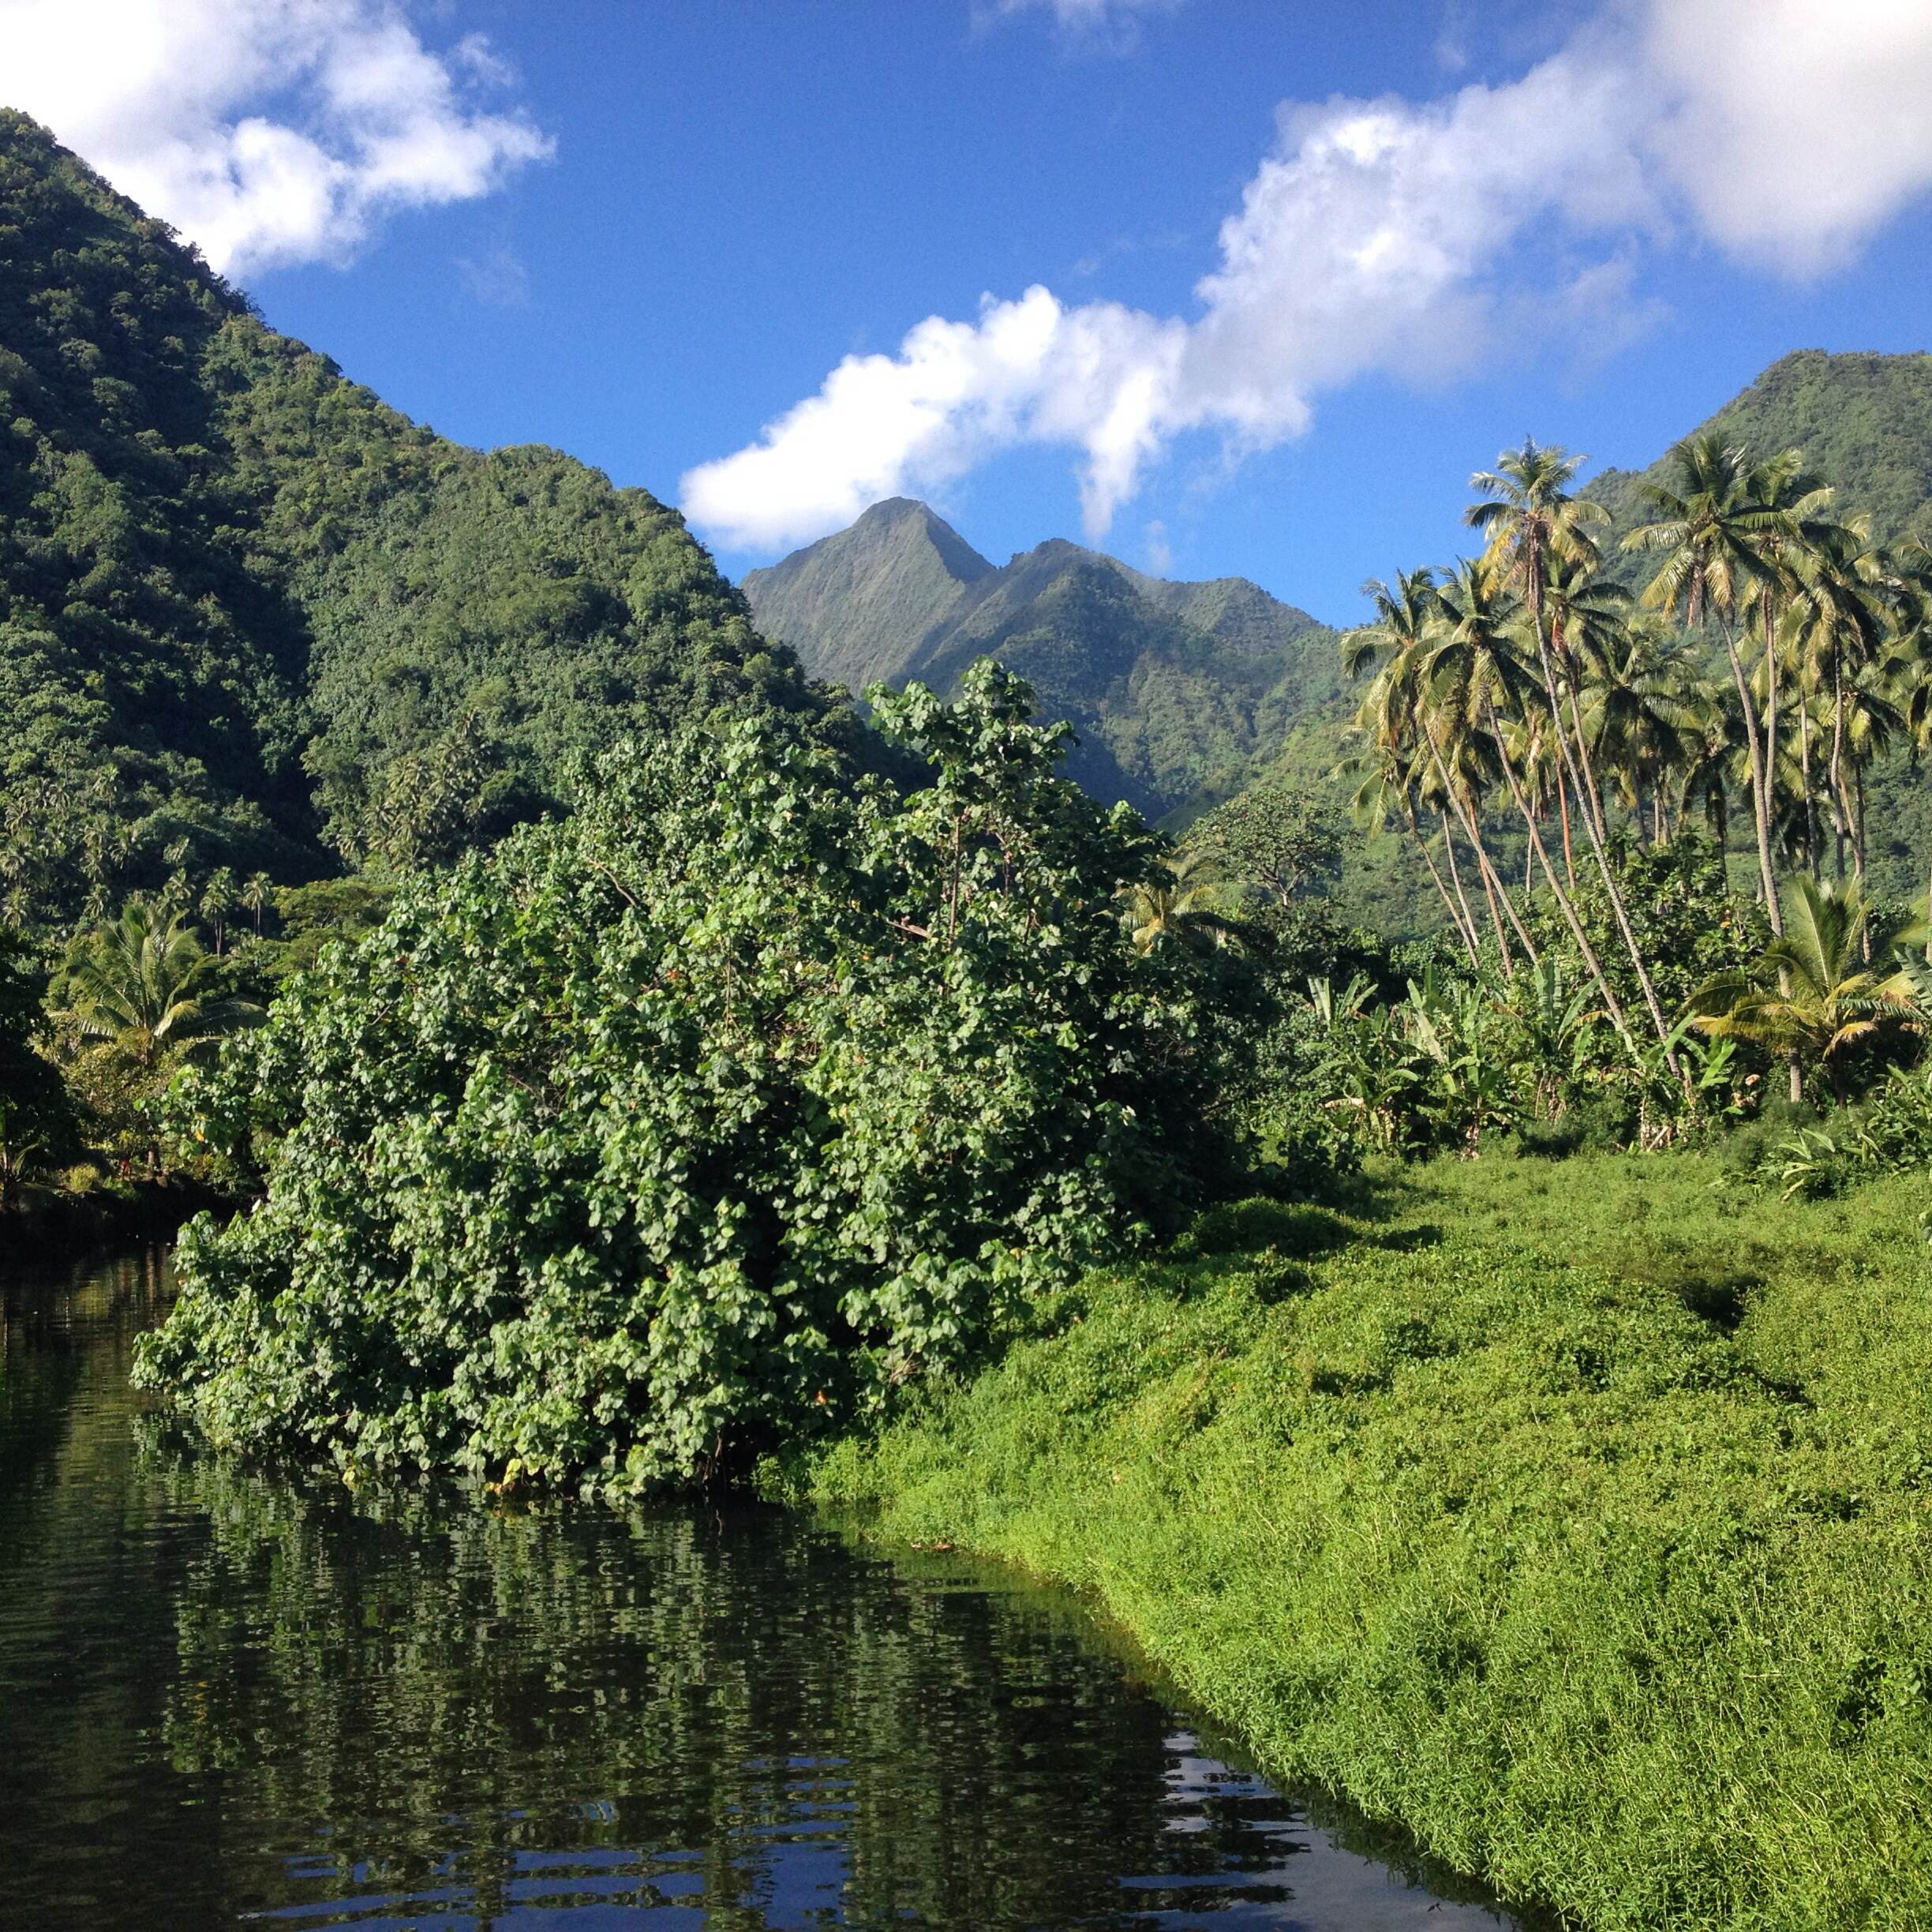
[134,665,1227,1492]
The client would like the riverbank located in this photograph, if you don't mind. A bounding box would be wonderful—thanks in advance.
[1,1176,234,1267]
[781,1154,1932,1932]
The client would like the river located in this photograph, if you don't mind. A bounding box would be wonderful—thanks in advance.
[0,1247,1535,1930]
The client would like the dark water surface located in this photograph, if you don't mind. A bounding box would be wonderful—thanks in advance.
[0,1249,1530,1931]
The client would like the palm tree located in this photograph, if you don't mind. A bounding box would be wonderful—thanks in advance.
[1417,559,1544,971]
[200,866,238,957]
[1117,849,1265,955]
[1623,434,1782,926]
[61,900,258,1069]
[1779,515,1892,882]
[1581,617,1702,845]
[1470,440,1679,1062]
[1743,449,1837,874]
[243,871,275,938]
[1335,736,1480,964]
[1689,875,1925,1102]
[1342,570,1486,962]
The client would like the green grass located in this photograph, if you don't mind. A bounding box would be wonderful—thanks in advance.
[781,1153,1932,1931]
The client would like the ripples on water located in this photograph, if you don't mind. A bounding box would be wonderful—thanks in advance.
[0,1248,1530,1930]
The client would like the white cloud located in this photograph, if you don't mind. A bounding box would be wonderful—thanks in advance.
[1640,0,1932,275]
[0,0,552,274]
[687,0,1932,555]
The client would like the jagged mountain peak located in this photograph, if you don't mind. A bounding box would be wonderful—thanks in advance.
[741,503,1345,819]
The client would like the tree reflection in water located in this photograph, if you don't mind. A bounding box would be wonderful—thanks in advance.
[0,1250,1526,1931]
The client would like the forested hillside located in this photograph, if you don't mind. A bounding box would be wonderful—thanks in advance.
[746,499,1342,818]
[0,110,836,932]
[1589,350,1932,555]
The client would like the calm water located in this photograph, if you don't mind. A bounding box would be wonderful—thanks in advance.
[0,1249,1531,1932]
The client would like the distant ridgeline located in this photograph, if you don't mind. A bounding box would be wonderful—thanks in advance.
[0,110,841,930]
[743,498,1346,822]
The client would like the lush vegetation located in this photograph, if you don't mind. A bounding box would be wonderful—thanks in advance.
[786,1157,1932,1932]
[8,95,1932,1932]
[0,107,841,939]
[131,667,1233,1489]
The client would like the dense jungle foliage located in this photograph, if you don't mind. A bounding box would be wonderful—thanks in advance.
[0,108,839,936]
[132,666,1234,1489]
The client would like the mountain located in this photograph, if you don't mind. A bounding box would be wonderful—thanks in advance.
[0,110,841,931]
[1588,350,1932,553]
[745,501,1344,819]
[741,496,995,691]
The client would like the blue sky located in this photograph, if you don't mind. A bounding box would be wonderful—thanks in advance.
[10,0,1932,622]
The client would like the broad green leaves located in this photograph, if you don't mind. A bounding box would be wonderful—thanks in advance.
[135,665,1225,1492]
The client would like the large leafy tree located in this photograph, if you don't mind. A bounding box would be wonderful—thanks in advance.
[135,664,1230,1493]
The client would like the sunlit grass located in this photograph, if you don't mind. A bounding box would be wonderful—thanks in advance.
[787,1153,1932,1932]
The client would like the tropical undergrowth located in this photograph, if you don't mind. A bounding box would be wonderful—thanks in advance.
[786,1154,1932,1932]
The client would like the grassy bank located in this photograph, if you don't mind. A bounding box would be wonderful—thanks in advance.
[781,1154,1932,1932]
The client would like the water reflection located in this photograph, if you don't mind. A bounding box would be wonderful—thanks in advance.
[0,1250,1530,1930]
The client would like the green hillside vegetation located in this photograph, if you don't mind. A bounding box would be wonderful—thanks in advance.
[747,501,1343,819]
[1589,350,1932,555]
[10,96,1932,1930]
[0,109,838,935]
[790,1157,1932,1932]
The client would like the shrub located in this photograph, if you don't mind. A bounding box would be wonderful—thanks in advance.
[134,665,1229,1492]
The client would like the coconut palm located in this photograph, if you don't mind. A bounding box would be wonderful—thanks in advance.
[1688,875,1925,1101]
[1117,849,1266,956]
[1342,570,1488,961]
[1581,618,1703,844]
[1410,561,1544,968]
[1779,515,1892,882]
[1470,440,1678,1061]
[243,871,275,938]
[1623,434,1783,926]
[61,900,259,1069]
[1743,449,1837,869]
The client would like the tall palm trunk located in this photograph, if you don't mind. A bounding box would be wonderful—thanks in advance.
[1829,652,1849,882]
[1481,694,1635,1051]
[1464,799,1538,968]
[1555,759,1578,890]
[1522,559,1680,1069]
[1436,806,1484,962]
[1718,620,1781,924]
[1799,694,1818,877]
[1421,724,1531,967]
[1406,794,1480,964]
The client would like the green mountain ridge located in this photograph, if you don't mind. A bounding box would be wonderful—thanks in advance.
[0,109,837,930]
[1586,349,1932,556]
[745,500,1345,819]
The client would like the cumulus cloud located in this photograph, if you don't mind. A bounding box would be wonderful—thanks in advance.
[1640,0,1932,274]
[0,0,552,274]
[686,0,1932,554]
